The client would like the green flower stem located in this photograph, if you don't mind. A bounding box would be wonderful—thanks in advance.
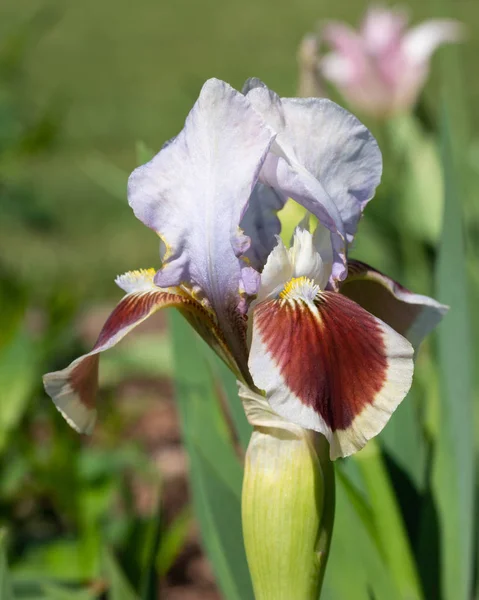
[242,426,334,600]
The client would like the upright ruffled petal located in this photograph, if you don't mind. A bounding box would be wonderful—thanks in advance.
[128,78,275,375]
[243,79,382,281]
[341,260,448,348]
[249,288,414,459]
[43,270,219,433]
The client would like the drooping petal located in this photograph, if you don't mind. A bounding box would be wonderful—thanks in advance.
[43,270,217,433]
[340,260,448,348]
[128,78,275,375]
[249,289,414,459]
[244,79,382,280]
[401,20,464,66]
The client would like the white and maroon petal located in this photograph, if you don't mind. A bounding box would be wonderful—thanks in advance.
[43,270,212,433]
[341,260,448,347]
[249,291,413,459]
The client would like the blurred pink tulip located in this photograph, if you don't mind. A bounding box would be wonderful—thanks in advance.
[320,6,463,118]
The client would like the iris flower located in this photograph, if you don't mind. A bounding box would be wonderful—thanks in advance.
[43,78,446,459]
[320,6,463,118]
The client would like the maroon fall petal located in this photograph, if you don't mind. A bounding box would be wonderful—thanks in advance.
[341,260,448,347]
[249,291,414,458]
[43,289,208,433]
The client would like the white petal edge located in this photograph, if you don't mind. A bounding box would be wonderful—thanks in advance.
[248,311,414,460]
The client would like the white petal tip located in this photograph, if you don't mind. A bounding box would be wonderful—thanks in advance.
[115,268,157,293]
[43,373,97,435]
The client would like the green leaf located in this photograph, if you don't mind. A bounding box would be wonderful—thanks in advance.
[379,386,428,492]
[138,491,162,600]
[323,470,402,600]
[14,540,98,582]
[156,507,192,577]
[168,310,254,600]
[0,330,38,452]
[208,356,251,451]
[0,531,14,600]
[0,269,27,352]
[103,548,139,600]
[387,115,443,244]
[432,105,474,600]
[40,583,95,600]
[354,442,423,600]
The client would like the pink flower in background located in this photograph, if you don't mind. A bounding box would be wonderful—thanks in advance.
[320,6,463,118]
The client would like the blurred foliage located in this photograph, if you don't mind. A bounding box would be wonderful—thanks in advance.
[0,8,63,235]
[0,0,478,599]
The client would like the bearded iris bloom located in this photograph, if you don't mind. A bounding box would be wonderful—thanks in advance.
[43,77,446,459]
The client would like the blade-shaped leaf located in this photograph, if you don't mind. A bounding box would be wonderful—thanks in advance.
[168,311,254,600]
[208,356,251,451]
[156,507,192,578]
[40,583,95,600]
[103,548,139,600]
[323,469,402,600]
[0,532,14,600]
[355,442,423,600]
[432,106,474,600]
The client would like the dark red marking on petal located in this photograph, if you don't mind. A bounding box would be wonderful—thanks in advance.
[341,260,419,337]
[93,291,185,350]
[254,293,388,430]
[69,354,99,409]
[93,291,193,350]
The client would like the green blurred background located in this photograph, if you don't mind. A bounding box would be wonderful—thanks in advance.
[1,0,477,297]
[0,0,477,598]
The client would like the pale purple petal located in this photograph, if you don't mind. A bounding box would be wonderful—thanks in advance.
[240,183,285,272]
[128,79,275,372]
[244,79,382,271]
[279,97,382,237]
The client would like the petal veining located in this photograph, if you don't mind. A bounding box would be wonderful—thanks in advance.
[249,291,414,459]
[43,272,222,433]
